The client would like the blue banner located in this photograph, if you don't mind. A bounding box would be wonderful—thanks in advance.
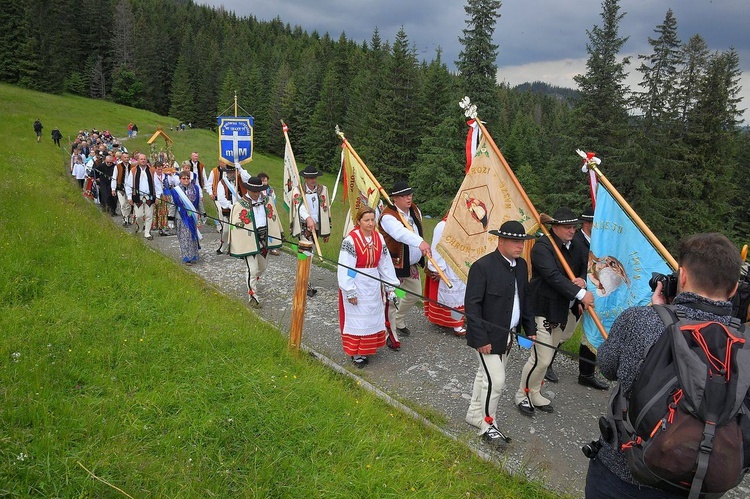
[583,183,672,349]
[218,116,254,165]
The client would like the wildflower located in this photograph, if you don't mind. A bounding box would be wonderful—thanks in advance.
[11,352,20,362]
[16,452,27,462]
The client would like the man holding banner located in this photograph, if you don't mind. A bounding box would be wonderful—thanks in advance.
[514,207,594,416]
[379,181,431,341]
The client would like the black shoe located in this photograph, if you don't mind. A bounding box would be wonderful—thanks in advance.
[216,249,223,255]
[352,356,366,369]
[578,374,609,390]
[396,327,411,337]
[307,287,317,298]
[544,366,559,383]
[517,399,535,416]
[482,425,511,446]
[535,404,554,413]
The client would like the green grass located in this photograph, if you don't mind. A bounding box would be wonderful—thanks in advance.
[0,83,557,497]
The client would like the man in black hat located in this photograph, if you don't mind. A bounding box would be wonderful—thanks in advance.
[465,221,536,446]
[214,163,250,254]
[228,177,284,309]
[544,206,608,389]
[514,207,594,415]
[379,180,431,346]
[291,165,332,297]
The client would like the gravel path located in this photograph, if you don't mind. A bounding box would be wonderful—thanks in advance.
[134,220,749,498]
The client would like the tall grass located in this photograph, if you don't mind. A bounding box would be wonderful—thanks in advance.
[0,84,556,497]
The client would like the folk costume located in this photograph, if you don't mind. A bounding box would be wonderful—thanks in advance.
[93,157,117,215]
[514,207,589,413]
[168,175,205,264]
[188,157,209,192]
[337,226,399,365]
[424,218,467,336]
[378,181,426,348]
[215,166,248,254]
[465,221,535,443]
[291,165,331,297]
[152,168,173,235]
[125,163,160,240]
[228,177,283,307]
[111,160,133,225]
[290,166,332,242]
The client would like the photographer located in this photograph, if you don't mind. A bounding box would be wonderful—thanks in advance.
[585,233,742,498]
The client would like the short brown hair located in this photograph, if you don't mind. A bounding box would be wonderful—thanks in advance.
[678,233,741,298]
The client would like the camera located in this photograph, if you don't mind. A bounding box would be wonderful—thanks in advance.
[649,271,679,300]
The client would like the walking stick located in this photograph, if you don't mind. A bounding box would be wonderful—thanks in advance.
[289,240,313,354]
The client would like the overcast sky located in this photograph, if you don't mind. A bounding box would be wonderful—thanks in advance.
[200,0,749,123]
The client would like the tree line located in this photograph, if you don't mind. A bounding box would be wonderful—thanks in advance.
[1,0,746,249]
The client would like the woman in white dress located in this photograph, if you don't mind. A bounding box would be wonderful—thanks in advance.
[337,207,399,368]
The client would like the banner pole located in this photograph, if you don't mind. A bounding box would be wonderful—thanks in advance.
[590,163,678,271]
[281,120,323,261]
[336,130,453,288]
[474,117,607,340]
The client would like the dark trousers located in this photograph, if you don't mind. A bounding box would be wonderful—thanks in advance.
[579,343,597,376]
[585,456,686,498]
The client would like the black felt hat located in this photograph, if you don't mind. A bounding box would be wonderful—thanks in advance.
[300,165,323,178]
[549,207,581,225]
[581,206,594,222]
[242,176,267,192]
[489,220,535,240]
[390,180,413,197]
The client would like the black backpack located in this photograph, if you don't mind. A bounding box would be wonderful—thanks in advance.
[604,305,750,498]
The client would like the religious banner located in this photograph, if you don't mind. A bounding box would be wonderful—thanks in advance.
[436,132,537,283]
[282,122,299,212]
[217,116,254,165]
[582,180,673,349]
[340,140,381,233]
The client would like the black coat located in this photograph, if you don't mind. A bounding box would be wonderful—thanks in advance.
[527,231,588,324]
[465,250,535,354]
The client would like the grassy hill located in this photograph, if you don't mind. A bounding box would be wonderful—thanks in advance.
[0,84,557,497]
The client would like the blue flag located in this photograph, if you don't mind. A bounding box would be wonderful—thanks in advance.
[582,183,672,349]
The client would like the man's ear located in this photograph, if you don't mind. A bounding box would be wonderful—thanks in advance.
[678,266,688,290]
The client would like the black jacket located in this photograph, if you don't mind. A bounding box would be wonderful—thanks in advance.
[527,232,588,324]
[465,250,535,354]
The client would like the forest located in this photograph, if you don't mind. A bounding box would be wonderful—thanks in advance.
[1,0,747,249]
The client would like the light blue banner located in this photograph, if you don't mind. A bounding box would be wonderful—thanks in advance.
[583,183,672,349]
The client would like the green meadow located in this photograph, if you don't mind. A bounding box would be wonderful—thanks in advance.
[0,84,557,497]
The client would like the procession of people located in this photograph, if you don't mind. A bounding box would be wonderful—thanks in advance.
[63,124,750,492]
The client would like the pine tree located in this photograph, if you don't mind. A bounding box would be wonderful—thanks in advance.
[572,0,635,199]
[456,0,502,126]
[632,9,682,132]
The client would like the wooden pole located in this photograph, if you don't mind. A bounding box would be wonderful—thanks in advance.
[589,163,678,271]
[289,241,313,353]
[474,118,608,340]
[281,120,323,260]
[337,134,453,288]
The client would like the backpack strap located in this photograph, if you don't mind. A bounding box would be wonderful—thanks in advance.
[690,416,718,499]
[652,304,681,329]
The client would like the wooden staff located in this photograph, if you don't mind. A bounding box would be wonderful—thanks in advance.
[337,131,453,288]
[281,120,323,261]
[474,118,608,340]
[588,162,678,271]
[289,241,313,353]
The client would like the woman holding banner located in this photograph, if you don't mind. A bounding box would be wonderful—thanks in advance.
[337,207,399,368]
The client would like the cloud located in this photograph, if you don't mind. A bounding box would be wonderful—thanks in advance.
[201,1,749,121]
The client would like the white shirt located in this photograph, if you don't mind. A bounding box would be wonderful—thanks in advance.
[379,207,424,266]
